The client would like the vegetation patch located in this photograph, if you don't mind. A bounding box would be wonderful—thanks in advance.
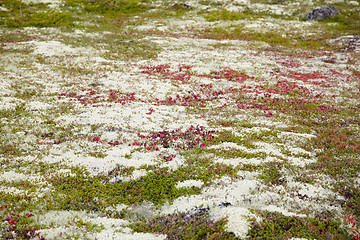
[248,210,352,239]
[64,0,150,15]
[0,0,359,238]
[130,209,238,239]
[0,0,73,28]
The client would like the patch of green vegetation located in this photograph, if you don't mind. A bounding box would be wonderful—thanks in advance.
[203,9,246,22]
[22,161,62,175]
[46,102,78,117]
[309,127,360,178]
[48,166,200,211]
[0,180,38,192]
[0,143,25,157]
[251,0,287,4]
[10,81,44,101]
[74,217,105,233]
[0,103,33,158]
[59,27,159,61]
[107,165,135,180]
[64,0,150,15]
[259,161,285,185]
[102,36,158,61]
[179,157,239,184]
[48,155,239,213]
[239,163,261,172]
[0,0,73,28]
[0,103,28,119]
[280,147,312,159]
[0,190,41,213]
[202,8,286,22]
[205,148,267,160]
[247,210,351,239]
[292,169,315,185]
[130,210,238,239]
[194,24,335,51]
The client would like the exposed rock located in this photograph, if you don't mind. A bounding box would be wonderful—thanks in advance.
[171,3,193,10]
[306,6,340,21]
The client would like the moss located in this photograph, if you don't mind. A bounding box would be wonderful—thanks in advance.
[64,0,150,15]
[259,161,285,185]
[202,8,287,22]
[48,166,202,210]
[178,157,239,184]
[0,0,74,28]
[248,210,351,239]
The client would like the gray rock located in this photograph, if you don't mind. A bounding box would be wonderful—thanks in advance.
[306,6,340,21]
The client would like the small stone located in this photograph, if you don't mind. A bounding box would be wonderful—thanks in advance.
[306,6,340,21]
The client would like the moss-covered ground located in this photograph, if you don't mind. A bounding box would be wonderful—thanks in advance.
[0,0,359,239]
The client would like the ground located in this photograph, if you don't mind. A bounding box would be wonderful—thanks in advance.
[0,0,359,239]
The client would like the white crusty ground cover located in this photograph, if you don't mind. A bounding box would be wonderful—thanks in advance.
[0,0,360,239]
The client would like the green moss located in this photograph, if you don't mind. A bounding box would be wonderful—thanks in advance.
[203,9,248,22]
[0,143,24,157]
[0,0,73,28]
[64,0,150,15]
[194,24,335,51]
[248,210,351,239]
[178,157,239,184]
[205,148,267,160]
[202,8,288,22]
[48,166,200,210]
[259,161,285,185]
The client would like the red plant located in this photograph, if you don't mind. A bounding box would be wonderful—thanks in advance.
[345,216,360,239]
[1,206,44,240]
[198,67,254,83]
[58,89,136,107]
[86,126,214,152]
